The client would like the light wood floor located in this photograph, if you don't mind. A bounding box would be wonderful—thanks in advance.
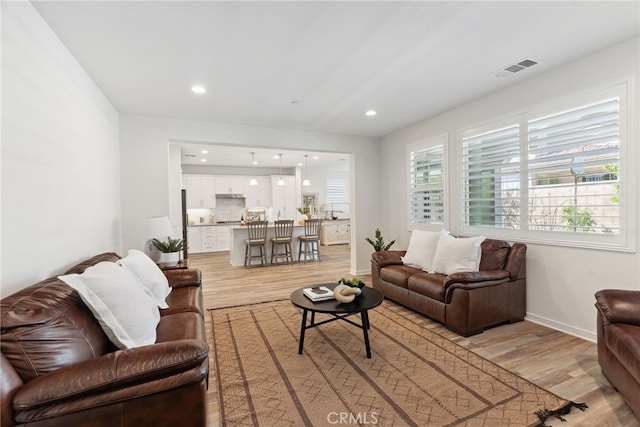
[191,245,638,427]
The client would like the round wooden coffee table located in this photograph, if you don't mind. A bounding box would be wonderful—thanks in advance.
[290,283,384,358]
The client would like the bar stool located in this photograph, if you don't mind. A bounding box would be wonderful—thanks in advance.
[270,220,294,265]
[298,219,322,262]
[244,221,268,267]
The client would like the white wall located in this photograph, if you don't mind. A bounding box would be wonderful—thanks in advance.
[119,115,380,274]
[1,2,121,297]
[381,38,640,340]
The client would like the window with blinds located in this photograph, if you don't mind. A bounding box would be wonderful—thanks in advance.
[326,179,348,203]
[528,98,620,233]
[408,136,446,226]
[460,83,627,249]
[461,124,521,229]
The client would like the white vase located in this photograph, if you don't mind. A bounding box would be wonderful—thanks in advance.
[159,252,179,267]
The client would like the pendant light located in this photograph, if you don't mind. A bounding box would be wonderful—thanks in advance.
[249,152,258,186]
[277,154,285,186]
[302,154,311,186]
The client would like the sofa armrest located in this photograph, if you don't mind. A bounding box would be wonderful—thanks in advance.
[504,243,527,280]
[13,339,209,410]
[444,270,511,286]
[371,250,406,268]
[595,289,640,326]
[164,268,202,289]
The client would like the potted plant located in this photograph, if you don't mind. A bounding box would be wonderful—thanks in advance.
[152,237,185,266]
[365,228,395,251]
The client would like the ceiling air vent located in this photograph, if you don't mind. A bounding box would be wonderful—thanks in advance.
[492,58,538,79]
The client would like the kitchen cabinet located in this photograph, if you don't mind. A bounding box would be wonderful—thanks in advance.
[187,227,202,253]
[321,221,350,246]
[200,226,217,253]
[245,176,271,207]
[271,176,296,220]
[216,226,231,251]
[187,225,231,254]
[215,175,246,194]
[184,175,216,208]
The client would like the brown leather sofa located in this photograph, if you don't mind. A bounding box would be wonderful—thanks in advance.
[371,239,527,336]
[595,289,640,419]
[1,252,209,427]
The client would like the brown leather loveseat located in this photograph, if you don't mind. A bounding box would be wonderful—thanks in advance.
[594,289,640,419]
[1,252,209,427]
[372,238,527,336]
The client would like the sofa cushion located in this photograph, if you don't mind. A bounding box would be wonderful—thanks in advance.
[118,249,172,309]
[379,265,417,289]
[157,312,206,342]
[432,235,486,275]
[479,239,511,271]
[1,278,113,382]
[605,323,640,386]
[59,262,160,350]
[407,272,447,302]
[401,229,448,271]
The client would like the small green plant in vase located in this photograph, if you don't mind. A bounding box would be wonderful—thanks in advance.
[152,237,184,266]
[338,277,365,289]
[365,228,395,251]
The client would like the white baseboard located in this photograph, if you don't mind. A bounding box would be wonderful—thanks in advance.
[526,312,596,343]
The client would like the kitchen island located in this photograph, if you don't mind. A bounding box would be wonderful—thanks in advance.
[229,223,307,266]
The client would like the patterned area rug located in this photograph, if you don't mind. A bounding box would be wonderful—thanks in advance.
[209,300,585,426]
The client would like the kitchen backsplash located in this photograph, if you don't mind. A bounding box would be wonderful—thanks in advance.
[187,198,246,225]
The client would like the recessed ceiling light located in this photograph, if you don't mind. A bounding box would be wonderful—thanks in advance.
[200,158,207,162]
[297,162,303,166]
[313,156,319,160]
[201,149,208,154]
[365,110,377,116]
[191,85,206,94]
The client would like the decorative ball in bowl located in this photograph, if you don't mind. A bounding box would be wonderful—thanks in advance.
[333,284,361,303]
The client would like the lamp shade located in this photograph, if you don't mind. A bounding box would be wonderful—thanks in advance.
[145,216,172,239]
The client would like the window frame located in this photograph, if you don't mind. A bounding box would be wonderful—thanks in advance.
[407,134,448,230]
[458,81,635,252]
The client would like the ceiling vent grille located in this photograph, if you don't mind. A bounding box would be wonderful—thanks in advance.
[492,58,538,79]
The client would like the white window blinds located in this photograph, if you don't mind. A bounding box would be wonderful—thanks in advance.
[408,137,446,225]
[326,179,348,203]
[527,98,620,233]
[461,124,520,229]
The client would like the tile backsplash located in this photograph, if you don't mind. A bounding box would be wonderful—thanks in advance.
[187,198,245,225]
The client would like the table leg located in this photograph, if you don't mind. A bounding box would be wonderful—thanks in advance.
[362,310,371,330]
[298,309,308,355]
[310,311,315,326]
[362,310,372,358]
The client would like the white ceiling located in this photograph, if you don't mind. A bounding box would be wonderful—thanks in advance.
[32,1,640,168]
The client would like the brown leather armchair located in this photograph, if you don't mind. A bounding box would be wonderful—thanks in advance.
[372,238,527,336]
[595,289,640,419]
[1,253,209,427]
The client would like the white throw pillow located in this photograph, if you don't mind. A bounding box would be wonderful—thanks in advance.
[118,249,171,308]
[59,261,160,349]
[431,235,486,275]
[401,229,450,271]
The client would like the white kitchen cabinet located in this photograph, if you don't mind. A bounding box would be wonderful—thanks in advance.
[245,176,271,207]
[215,226,231,251]
[183,175,216,208]
[271,176,296,220]
[187,225,231,254]
[200,226,217,253]
[187,227,202,253]
[321,221,350,246]
[215,175,246,194]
